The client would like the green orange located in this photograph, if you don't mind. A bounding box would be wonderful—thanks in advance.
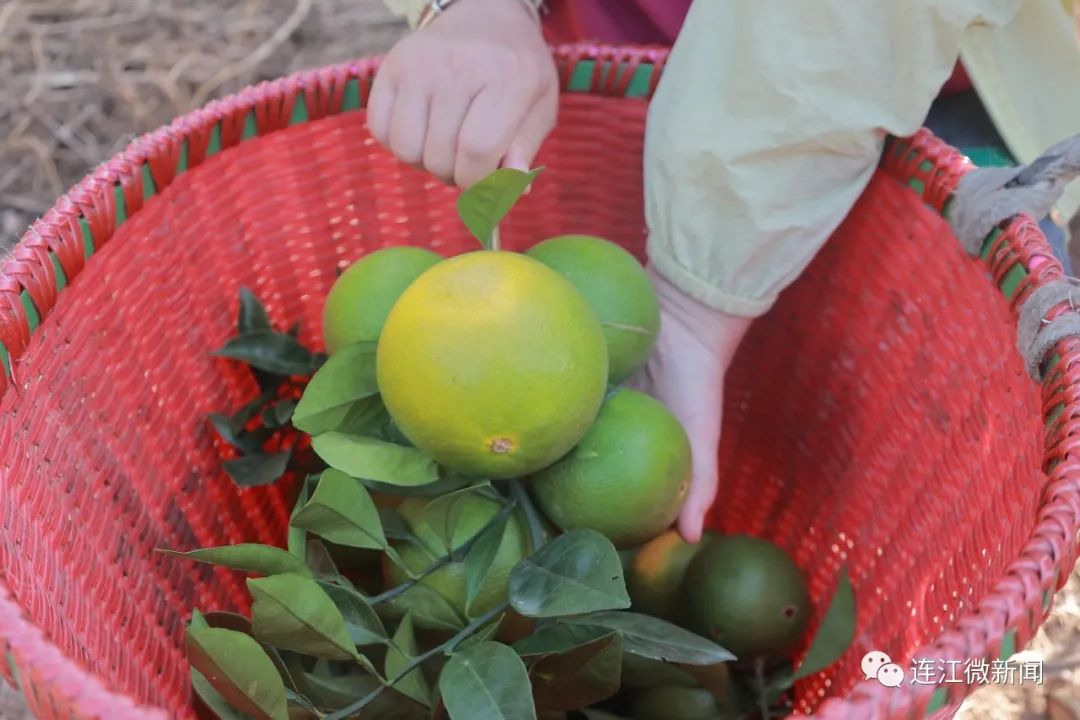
[682,535,811,663]
[376,250,609,479]
[526,234,659,383]
[322,246,443,354]
[529,388,691,548]
[628,529,715,620]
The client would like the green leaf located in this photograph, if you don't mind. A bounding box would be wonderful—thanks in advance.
[513,625,614,659]
[562,612,734,666]
[292,342,379,435]
[186,626,289,720]
[223,451,291,488]
[238,287,273,334]
[364,472,475,498]
[208,413,265,455]
[262,399,297,429]
[439,642,537,720]
[385,613,431,707]
[304,668,428,719]
[456,168,543,249]
[289,480,311,560]
[318,581,389,646]
[508,479,545,552]
[508,529,630,618]
[161,544,312,578]
[192,667,249,720]
[216,330,316,376]
[306,539,342,580]
[385,584,466,633]
[313,433,438,486]
[529,631,622,712]
[249,574,360,661]
[792,566,856,681]
[464,512,510,614]
[422,484,493,551]
[292,469,387,550]
[454,614,504,651]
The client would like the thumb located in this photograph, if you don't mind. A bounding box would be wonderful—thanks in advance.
[674,390,722,543]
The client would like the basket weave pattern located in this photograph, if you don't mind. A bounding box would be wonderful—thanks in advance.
[0,45,1077,720]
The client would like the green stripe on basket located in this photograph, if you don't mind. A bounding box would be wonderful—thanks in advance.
[0,345,10,381]
[207,125,222,156]
[343,78,361,111]
[141,163,156,202]
[177,140,189,174]
[242,110,257,140]
[114,183,127,225]
[1045,586,1054,612]
[1001,629,1016,659]
[927,686,948,714]
[50,252,67,291]
[21,291,40,334]
[5,653,19,692]
[998,264,1026,300]
[566,60,654,97]
[80,217,94,259]
[291,94,309,124]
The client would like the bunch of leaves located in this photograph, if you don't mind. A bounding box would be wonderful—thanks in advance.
[180,168,858,719]
[208,289,325,488]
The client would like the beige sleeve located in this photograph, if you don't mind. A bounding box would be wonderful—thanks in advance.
[643,0,1025,317]
[382,0,430,28]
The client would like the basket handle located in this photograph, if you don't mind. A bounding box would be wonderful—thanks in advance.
[947,132,1080,381]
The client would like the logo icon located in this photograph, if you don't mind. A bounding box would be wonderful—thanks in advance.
[877,663,905,687]
[861,651,891,681]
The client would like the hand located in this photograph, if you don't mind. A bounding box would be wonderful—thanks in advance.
[367,0,558,188]
[629,268,753,543]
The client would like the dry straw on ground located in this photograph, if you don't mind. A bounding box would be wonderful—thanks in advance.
[0,2,1077,718]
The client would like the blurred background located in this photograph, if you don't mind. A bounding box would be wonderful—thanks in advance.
[1,1,1078,718]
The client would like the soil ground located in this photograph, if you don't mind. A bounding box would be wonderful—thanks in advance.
[0,2,1077,718]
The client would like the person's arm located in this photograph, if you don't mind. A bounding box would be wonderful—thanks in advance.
[374,0,557,187]
[639,0,1025,540]
[644,0,1024,317]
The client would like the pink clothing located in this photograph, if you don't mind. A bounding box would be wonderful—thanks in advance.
[542,0,691,46]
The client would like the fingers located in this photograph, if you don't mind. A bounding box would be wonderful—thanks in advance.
[388,83,431,167]
[366,66,396,147]
[423,85,476,183]
[453,81,537,187]
[503,89,558,172]
[676,417,721,543]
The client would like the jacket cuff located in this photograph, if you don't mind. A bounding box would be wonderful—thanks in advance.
[646,240,777,318]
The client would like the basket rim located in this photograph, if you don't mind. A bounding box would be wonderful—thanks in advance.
[0,41,1076,720]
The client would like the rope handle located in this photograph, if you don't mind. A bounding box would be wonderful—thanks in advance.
[947,132,1080,380]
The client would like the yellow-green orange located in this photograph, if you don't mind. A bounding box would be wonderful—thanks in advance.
[383,493,530,625]
[530,389,691,548]
[322,246,442,354]
[682,535,810,663]
[629,686,719,720]
[526,235,659,383]
[628,530,715,621]
[620,654,698,690]
[377,251,608,478]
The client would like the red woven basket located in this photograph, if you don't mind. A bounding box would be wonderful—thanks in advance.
[1,43,1077,720]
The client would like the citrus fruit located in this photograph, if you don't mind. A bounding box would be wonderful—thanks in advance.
[682,535,810,663]
[376,250,609,478]
[629,686,719,720]
[628,529,715,620]
[322,246,443,354]
[383,492,530,623]
[526,235,660,384]
[529,388,691,548]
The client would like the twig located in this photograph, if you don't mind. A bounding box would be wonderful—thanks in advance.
[323,602,511,720]
[191,0,314,106]
[509,478,545,551]
[365,499,518,606]
[754,657,771,720]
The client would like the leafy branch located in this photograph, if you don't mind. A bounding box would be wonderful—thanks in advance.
[323,602,511,720]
